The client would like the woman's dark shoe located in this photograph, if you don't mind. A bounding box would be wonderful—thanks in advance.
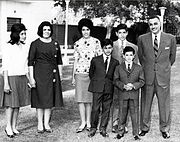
[37,129,44,134]
[76,125,86,133]
[139,130,148,136]
[86,127,91,131]
[5,130,14,138]
[44,128,53,133]
[112,125,118,133]
[13,131,20,136]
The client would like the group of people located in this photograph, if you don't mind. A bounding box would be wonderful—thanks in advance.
[1,21,63,138]
[0,14,177,140]
[73,15,177,140]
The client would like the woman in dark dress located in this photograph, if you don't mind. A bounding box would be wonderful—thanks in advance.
[28,21,63,133]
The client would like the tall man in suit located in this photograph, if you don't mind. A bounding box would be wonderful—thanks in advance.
[138,15,177,139]
[111,24,138,133]
[88,39,119,138]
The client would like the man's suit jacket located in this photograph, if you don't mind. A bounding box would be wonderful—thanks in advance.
[113,62,145,100]
[88,55,119,94]
[138,32,177,86]
[112,40,138,64]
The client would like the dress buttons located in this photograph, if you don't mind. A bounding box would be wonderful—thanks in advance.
[53,69,56,73]
[53,79,56,82]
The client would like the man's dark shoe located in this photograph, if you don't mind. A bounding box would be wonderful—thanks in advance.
[100,129,109,137]
[134,135,141,140]
[161,132,170,139]
[139,130,148,136]
[112,125,118,133]
[88,129,96,138]
[115,133,124,139]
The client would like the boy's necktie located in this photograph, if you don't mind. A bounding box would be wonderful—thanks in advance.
[128,64,131,72]
[154,35,158,57]
[104,56,108,71]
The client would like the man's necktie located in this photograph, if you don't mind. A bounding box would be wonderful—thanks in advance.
[154,35,158,57]
[128,64,131,72]
[121,40,124,48]
[104,56,108,71]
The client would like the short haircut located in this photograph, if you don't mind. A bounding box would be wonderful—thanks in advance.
[37,21,53,37]
[101,38,113,48]
[115,24,128,32]
[78,18,93,35]
[123,46,135,55]
[148,15,160,21]
[9,23,27,45]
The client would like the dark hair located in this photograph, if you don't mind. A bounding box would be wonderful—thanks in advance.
[78,18,93,35]
[101,38,113,48]
[8,23,27,45]
[148,15,160,21]
[115,24,128,32]
[123,46,135,55]
[37,21,53,37]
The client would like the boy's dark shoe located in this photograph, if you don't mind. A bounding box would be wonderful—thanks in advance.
[139,130,148,136]
[115,133,124,139]
[112,125,118,133]
[161,132,170,139]
[99,129,109,137]
[88,128,96,138]
[134,135,141,140]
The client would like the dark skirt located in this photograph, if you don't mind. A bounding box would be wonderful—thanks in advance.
[0,75,30,108]
[75,74,92,103]
[31,63,63,108]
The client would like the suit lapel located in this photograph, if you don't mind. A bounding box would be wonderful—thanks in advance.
[130,63,135,73]
[146,33,155,58]
[122,62,129,73]
[106,57,114,74]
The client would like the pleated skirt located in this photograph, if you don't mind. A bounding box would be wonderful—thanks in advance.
[75,74,92,103]
[2,75,30,108]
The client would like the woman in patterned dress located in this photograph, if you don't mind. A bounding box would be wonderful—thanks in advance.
[28,21,63,133]
[72,18,102,133]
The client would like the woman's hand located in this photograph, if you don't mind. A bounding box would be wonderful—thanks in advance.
[72,77,75,86]
[4,83,11,94]
[30,78,36,88]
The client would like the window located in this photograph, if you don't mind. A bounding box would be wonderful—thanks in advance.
[7,17,21,32]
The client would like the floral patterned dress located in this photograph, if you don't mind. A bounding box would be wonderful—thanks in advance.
[74,36,102,102]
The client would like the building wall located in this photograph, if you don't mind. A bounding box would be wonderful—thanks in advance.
[0,0,54,58]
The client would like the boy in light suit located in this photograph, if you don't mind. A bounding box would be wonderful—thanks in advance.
[111,24,138,133]
[88,39,119,138]
[114,46,144,140]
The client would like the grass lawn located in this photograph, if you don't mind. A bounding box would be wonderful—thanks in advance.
[0,51,180,141]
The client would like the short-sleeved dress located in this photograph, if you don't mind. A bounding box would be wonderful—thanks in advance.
[74,36,102,103]
[28,38,63,108]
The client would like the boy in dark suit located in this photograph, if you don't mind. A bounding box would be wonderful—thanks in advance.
[114,46,145,140]
[88,39,119,138]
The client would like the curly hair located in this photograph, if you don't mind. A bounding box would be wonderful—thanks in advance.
[78,18,93,35]
[37,21,53,38]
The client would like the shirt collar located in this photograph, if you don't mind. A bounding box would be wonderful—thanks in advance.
[118,39,127,47]
[103,54,111,61]
[125,61,133,68]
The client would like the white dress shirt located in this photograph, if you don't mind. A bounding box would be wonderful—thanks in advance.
[2,43,29,76]
[125,61,132,71]
[152,32,161,48]
[118,39,127,48]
